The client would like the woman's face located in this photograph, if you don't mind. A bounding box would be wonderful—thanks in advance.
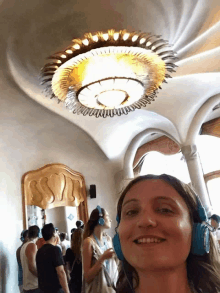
[118,179,192,272]
[104,210,112,229]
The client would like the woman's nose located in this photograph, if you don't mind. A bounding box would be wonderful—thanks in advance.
[137,210,157,228]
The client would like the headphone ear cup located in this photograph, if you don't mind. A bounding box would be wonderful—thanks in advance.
[113,233,124,261]
[98,218,105,226]
[191,223,210,255]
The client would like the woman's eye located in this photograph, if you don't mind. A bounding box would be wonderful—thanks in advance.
[157,208,173,214]
[126,210,138,216]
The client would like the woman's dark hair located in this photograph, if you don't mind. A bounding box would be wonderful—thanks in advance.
[210,214,220,224]
[59,232,67,242]
[83,207,106,240]
[115,174,220,293]
[71,228,83,260]
[42,223,55,241]
[21,229,28,241]
[23,230,29,239]
[71,228,76,234]
[28,225,40,239]
[76,220,84,229]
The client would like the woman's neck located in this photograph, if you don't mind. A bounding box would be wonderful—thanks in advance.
[29,237,37,243]
[135,265,193,293]
[93,226,104,244]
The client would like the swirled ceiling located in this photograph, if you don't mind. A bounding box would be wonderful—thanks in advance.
[1,0,220,160]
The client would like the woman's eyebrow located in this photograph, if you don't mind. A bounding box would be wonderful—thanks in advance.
[122,196,178,208]
[122,198,139,208]
[155,196,177,205]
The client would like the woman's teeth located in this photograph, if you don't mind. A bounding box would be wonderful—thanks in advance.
[135,238,164,244]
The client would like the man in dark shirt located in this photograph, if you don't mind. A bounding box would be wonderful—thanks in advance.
[36,223,70,293]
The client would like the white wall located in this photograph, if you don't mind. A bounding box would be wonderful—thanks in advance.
[0,72,118,292]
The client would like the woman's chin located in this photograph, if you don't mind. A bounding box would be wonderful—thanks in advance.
[128,254,182,272]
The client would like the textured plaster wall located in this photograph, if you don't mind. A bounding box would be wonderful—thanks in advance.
[0,73,117,292]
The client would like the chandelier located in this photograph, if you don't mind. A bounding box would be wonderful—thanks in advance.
[41,29,177,118]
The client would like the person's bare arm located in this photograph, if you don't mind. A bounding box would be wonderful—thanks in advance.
[83,238,114,284]
[16,247,21,264]
[56,265,70,293]
[65,262,71,282]
[107,234,120,266]
[25,243,38,277]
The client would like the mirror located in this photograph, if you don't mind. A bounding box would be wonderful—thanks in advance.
[26,205,78,239]
[22,163,89,236]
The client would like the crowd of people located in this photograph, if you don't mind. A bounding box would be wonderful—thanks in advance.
[16,174,220,293]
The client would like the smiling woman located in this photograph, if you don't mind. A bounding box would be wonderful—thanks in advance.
[113,174,220,293]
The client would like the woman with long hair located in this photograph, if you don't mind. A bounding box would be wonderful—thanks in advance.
[66,228,83,293]
[82,206,118,293]
[113,174,220,293]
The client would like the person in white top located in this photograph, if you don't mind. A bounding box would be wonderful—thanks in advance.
[209,214,220,252]
[59,232,70,257]
[83,206,118,293]
[20,225,40,293]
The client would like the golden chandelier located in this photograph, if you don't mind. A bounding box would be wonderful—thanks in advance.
[41,29,177,118]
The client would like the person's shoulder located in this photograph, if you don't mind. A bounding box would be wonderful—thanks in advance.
[83,237,96,251]
[16,245,22,253]
[36,238,44,244]
[36,243,47,256]
[26,241,37,250]
[83,236,94,245]
[53,245,62,254]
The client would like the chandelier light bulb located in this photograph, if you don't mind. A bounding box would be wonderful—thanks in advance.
[66,49,73,54]
[103,33,109,41]
[82,39,89,46]
[92,35,98,42]
[140,38,146,44]
[132,35,138,42]
[73,44,80,50]
[123,33,130,40]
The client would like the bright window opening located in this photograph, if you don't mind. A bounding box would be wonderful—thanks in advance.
[140,151,190,183]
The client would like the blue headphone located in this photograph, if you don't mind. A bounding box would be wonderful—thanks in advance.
[96,205,105,226]
[190,197,214,256]
[113,196,214,260]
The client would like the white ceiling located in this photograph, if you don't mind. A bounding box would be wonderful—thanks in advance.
[1,0,220,161]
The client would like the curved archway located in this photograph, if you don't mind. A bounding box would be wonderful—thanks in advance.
[123,128,180,178]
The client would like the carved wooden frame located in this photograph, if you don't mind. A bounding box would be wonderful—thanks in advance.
[22,163,89,229]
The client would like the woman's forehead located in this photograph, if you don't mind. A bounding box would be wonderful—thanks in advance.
[123,179,184,204]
